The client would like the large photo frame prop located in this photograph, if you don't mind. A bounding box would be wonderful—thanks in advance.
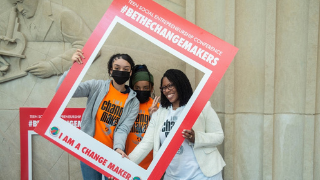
[20,108,84,180]
[34,0,238,179]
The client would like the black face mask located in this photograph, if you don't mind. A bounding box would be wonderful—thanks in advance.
[111,70,130,85]
[135,90,151,103]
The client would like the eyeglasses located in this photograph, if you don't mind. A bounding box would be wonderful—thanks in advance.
[160,83,174,92]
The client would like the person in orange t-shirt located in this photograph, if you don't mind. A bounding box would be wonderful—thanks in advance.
[126,64,159,169]
[68,49,139,180]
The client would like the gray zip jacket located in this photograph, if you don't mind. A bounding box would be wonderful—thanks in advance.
[57,70,139,151]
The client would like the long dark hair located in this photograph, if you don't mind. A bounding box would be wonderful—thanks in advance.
[160,69,193,108]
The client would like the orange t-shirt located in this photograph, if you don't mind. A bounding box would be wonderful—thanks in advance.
[93,83,128,149]
[126,97,158,169]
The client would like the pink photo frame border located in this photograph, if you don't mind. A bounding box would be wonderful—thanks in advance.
[20,108,84,180]
[34,0,238,179]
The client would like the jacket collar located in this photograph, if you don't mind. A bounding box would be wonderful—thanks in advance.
[31,0,53,41]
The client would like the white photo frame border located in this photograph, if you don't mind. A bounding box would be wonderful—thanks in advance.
[45,16,211,179]
[34,0,237,179]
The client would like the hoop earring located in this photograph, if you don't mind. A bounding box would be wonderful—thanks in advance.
[152,89,155,99]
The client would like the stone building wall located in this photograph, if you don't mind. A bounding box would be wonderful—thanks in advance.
[0,0,319,179]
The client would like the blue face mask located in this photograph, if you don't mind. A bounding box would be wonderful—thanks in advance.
[111,70,130,85]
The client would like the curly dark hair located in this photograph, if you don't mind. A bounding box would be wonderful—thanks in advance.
[107,54,135,75]
[129,64,154,89]
[160,69,193,108]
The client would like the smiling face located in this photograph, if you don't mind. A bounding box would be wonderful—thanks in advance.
[8,0,39,19]
[161,77,179,109]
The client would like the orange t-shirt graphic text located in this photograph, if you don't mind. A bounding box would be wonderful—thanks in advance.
[94,83,129,149]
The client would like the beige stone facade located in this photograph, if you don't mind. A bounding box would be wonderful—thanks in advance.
[0,0,319,179]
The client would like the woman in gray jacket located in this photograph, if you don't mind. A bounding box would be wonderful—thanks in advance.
[59,49,139,180]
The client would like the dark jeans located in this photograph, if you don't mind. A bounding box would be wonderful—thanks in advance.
[80,161,107,180]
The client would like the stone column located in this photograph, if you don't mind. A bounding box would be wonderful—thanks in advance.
[315,115,320,180]
[224,0,236,115]
[273,0,308,179]
[234,0,267,179]
[223,0,236,179]
[185,0,196,89]
[195,0,226,112]
[195,0,227,167]
[315,3,320,177]
[263,1,276,180]
[303,0,319,179]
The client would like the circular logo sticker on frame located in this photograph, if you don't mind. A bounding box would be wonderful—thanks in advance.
[50,126,60,136]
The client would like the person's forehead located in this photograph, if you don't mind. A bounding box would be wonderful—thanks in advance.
[162,77,172,85]
[113,59,131,67]
[134,81,150,86]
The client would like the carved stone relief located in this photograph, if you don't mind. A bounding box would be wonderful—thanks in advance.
[0,0,92,83]
[0,7,27,83]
